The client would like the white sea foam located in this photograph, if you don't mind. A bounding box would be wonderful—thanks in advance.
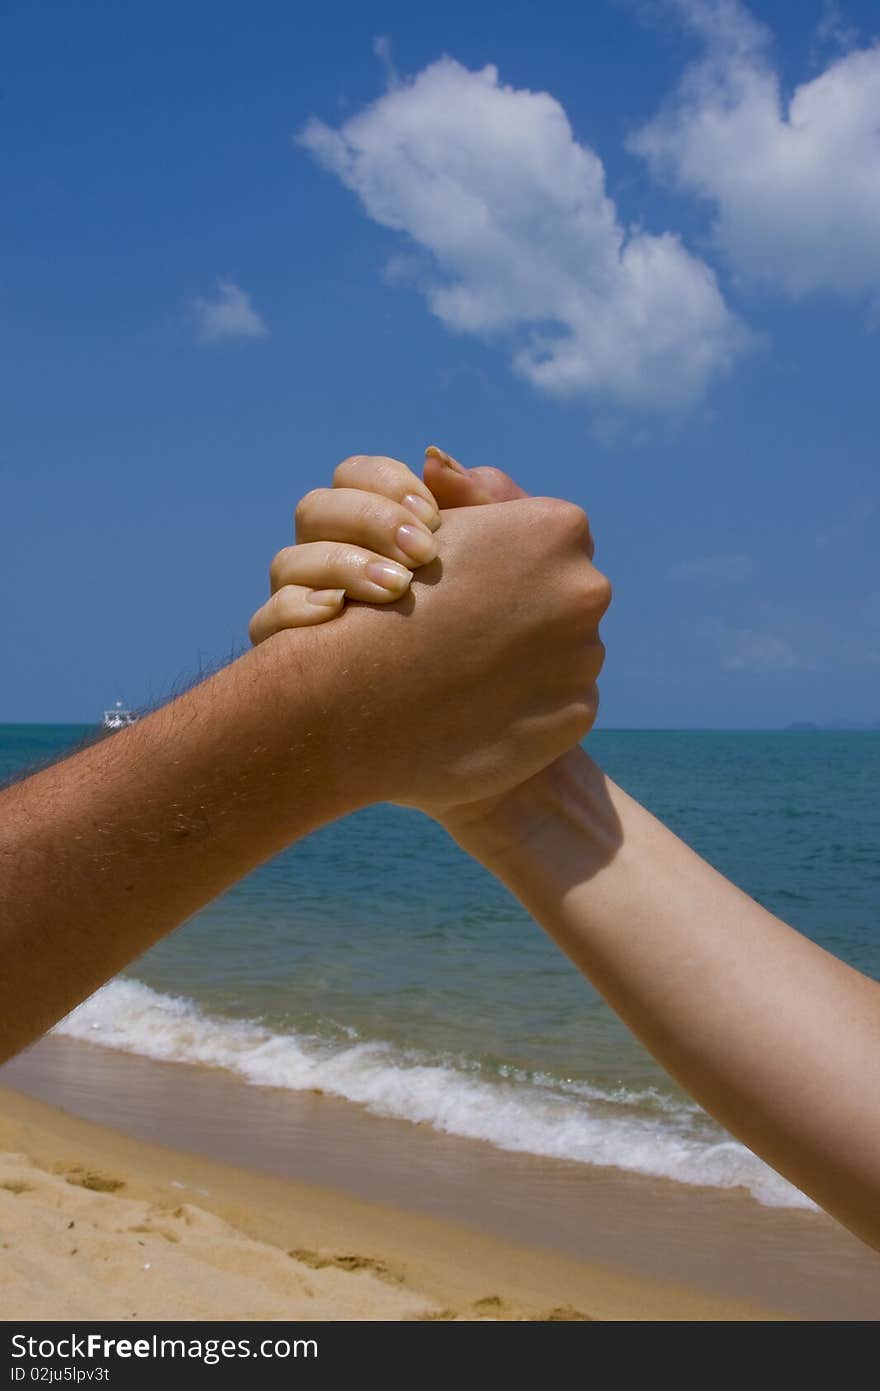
[54,978,814,1210]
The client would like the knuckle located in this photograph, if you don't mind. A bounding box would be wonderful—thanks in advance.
[272,585,301,620]
[333,455,367,486]
[595,571,613,615]
[340,454,417,505]
[562,696,596,743]
[294,488,327,528]
[560,500,591,543]
[269,545,295,589]
[574,568,612,619]
[578,567,612,617]
[586,639,606,679]
[536,497,591,546]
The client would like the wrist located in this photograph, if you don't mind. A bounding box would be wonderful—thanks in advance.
[440,746,614,871]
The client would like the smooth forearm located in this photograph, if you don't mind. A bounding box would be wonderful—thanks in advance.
[451,748,880,1248]
[0,627,366,1059]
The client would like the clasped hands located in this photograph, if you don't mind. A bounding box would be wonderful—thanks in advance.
[249,447,612,836]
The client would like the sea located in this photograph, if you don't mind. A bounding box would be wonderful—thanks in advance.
[2,725,878,1213]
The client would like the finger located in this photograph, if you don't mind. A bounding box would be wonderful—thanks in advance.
[424,446,595,558]
[270,541,414,603]
[249,585,344,645]
[333,454,441,532]
[423,445,530,508]
[295,488,439,568]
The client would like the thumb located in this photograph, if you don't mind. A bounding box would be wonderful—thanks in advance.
[424,446,530,508]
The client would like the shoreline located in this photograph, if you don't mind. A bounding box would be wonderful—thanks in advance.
[4,1035,880,1319]
[0,1083,767,1323]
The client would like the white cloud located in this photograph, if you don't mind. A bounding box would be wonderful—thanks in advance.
[671,552,756,582]
[631,0,880,299]
[191,280,268,344]
[722,629,804,672]
[299,57,746,411]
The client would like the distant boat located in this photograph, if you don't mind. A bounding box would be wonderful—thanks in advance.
[102,700,138,731]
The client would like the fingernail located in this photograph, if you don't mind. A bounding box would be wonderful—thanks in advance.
[425,445,466,475]
[307,589,345,607]
[402,492,440,530]
[396,523,437,564]
[365,560,413,593]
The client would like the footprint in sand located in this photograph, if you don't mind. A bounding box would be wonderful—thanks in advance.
[57,1164,125,1194]
[288,1248,399,1284]
[467,1295,594,1321]
[473,1294,507,1314]
[125,1203,213,1244]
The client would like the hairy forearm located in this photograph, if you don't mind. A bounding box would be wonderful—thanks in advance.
[0,628,366,1060]
[451,748,880,1249]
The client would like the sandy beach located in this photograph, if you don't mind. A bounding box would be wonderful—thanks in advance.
[0,1081,773,1323]
[4,1035,880,1321]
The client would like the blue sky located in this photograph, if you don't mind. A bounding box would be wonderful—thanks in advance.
[2,0,878,726]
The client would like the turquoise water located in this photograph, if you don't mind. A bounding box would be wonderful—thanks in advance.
[3,726,878,1207]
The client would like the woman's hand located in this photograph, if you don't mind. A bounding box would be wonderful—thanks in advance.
[250,454,442,643]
